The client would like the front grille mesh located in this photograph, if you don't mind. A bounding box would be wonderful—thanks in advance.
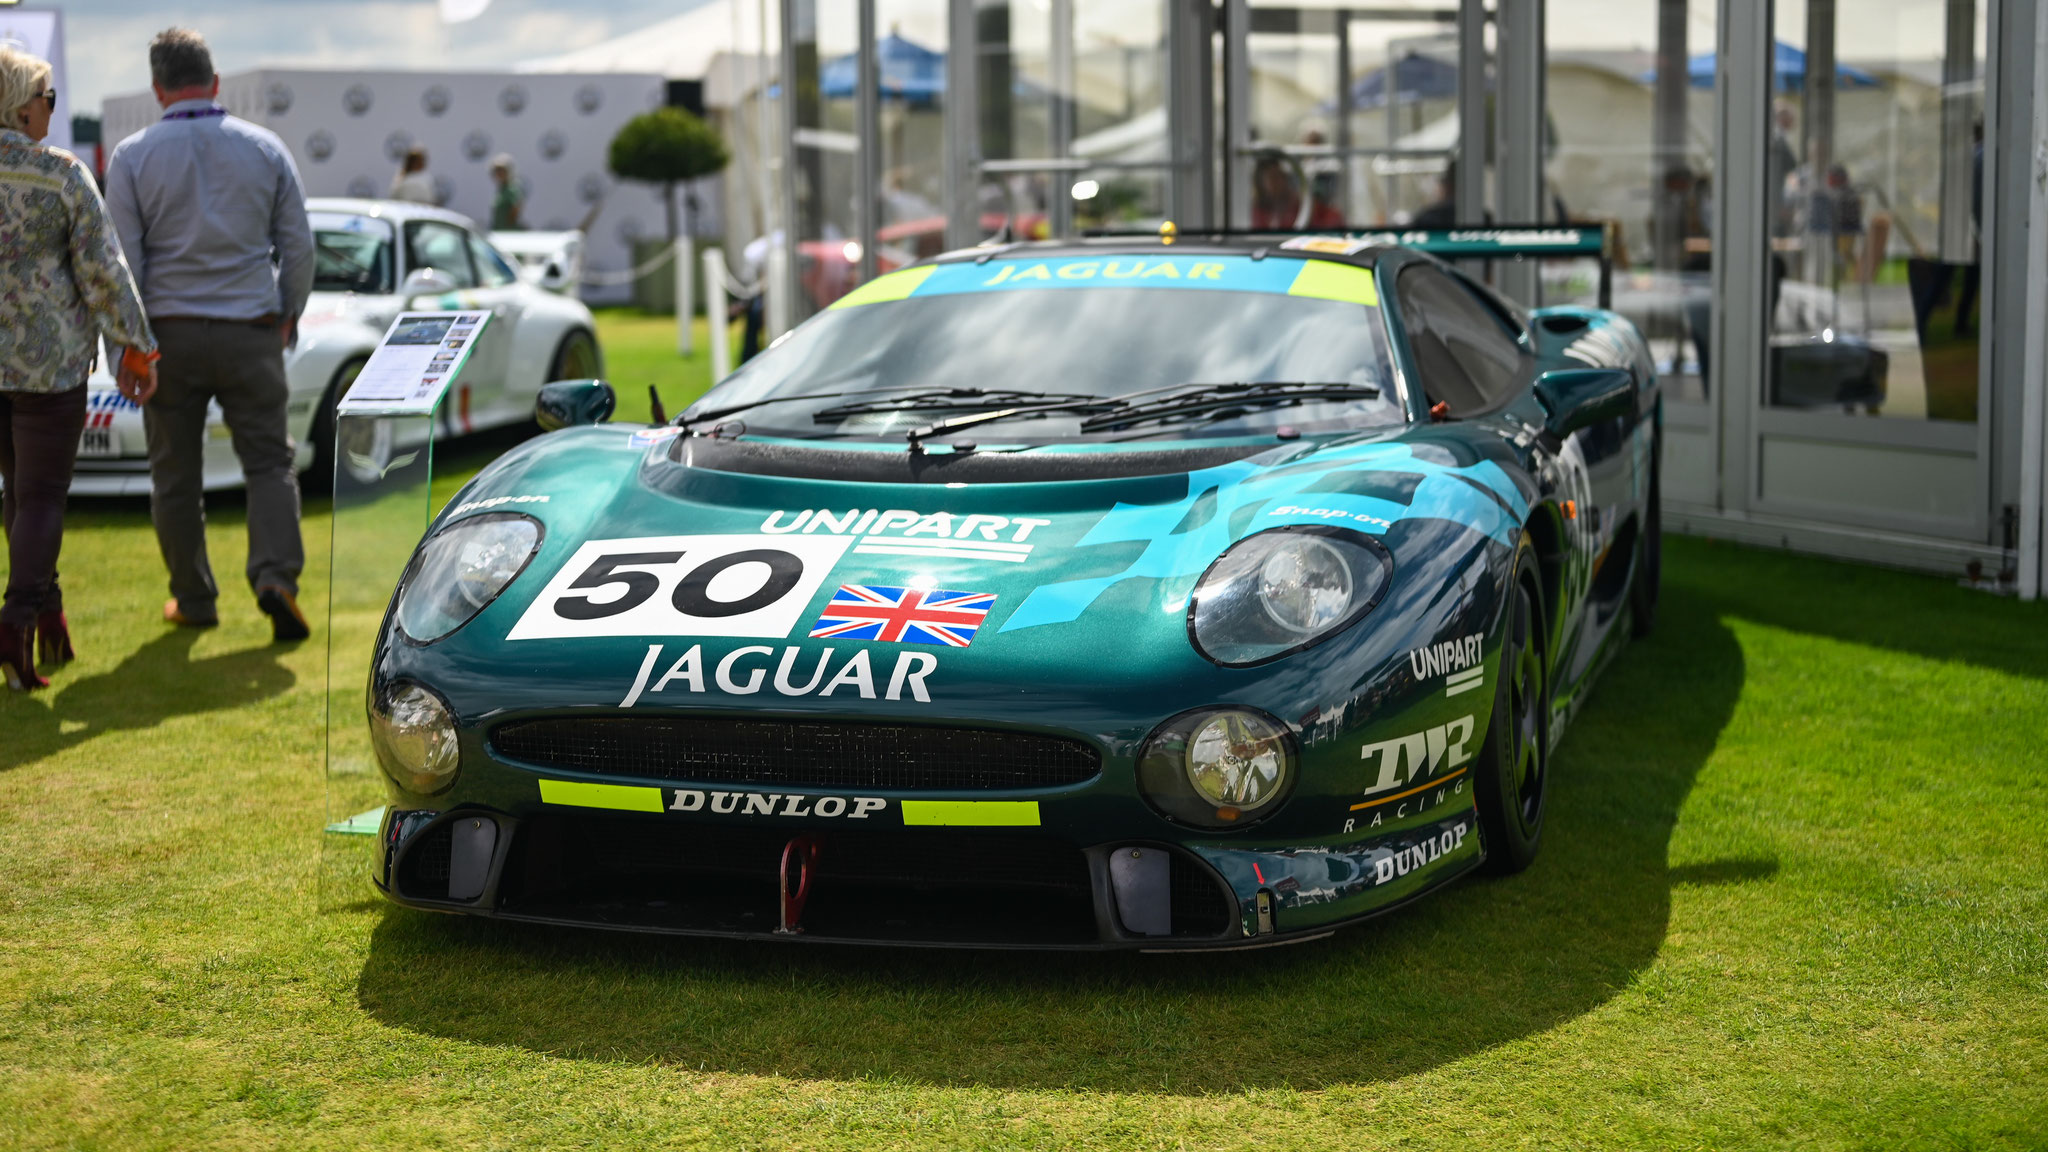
[491,716,1101,791]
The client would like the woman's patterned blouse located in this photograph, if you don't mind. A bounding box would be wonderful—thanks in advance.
[0,129,155,393]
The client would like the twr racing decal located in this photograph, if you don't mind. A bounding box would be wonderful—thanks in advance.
[507,534,851,640]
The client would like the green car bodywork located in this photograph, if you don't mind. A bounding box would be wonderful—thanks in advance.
[367,236,1661,950]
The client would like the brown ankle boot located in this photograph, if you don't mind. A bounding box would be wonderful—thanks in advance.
[35,610,74,667]
[0,621,48,691]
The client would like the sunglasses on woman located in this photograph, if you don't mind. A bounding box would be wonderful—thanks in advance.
[41,90,57,110]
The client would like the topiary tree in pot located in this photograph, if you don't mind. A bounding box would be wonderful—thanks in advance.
[607,106,731,240]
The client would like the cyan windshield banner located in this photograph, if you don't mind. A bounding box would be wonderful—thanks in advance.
[831,255,1378,310]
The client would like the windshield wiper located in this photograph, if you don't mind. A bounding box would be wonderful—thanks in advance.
[1077,381,1380,433]
[674,384,1008,431]
[811,387,1110,423]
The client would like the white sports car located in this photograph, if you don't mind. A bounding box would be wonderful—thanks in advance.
[72,199,602,495]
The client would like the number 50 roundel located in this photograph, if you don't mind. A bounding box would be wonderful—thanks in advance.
[506,534,853,640]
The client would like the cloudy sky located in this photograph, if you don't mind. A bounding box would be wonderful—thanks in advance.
[38,0,715,114]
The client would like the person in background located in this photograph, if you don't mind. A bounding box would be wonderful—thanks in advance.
[102,27,315,643]
[391,145,436,205]
[0,46,158,690]
[488,153,523,230]
[1410,160,1459,229]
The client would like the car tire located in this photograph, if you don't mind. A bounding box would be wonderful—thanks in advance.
[1630,425,1662,638]
[547,328,602,383]
[1475,537,1548,876]
[307,357,377,494]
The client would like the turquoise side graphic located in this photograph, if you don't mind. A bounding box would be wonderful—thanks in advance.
[1001,443,1528,632]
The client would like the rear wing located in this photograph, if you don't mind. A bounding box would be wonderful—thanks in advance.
[1347,223,1618,309]
[1084,221,1619,309]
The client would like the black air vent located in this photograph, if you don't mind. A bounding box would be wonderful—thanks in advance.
[492,716,1101,791]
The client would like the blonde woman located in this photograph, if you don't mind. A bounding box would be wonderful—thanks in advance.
[0,46,157,690]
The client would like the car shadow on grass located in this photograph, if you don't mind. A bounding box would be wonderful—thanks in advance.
[352,571,1747,1092]
[0,629,296,773]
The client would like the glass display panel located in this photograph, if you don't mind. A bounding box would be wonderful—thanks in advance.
[1764,0,1985,422]
[321,412,436,908]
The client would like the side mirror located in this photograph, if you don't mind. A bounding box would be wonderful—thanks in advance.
[1534,368,1635,439]
[401,267,459,299]
[535,379,616,431]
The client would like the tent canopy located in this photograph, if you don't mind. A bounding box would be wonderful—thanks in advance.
[819,32,945,102]
[1644,41,1880,90]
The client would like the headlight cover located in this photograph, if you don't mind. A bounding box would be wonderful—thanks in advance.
[394,513,543,644]
[1187,526,1392,666]
[1137,707,1297,829]
[369,682,460,794]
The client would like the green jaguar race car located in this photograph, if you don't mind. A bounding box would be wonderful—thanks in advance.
[365,228,1661,950]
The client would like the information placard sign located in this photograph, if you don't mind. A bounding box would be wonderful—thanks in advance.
[337,310,490,416]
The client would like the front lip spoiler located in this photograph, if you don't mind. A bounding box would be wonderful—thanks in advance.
[376,878,1346,952]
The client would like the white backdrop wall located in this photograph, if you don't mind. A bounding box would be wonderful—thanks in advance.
[103,70,719,304]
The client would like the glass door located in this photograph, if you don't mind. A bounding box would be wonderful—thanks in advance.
[1747,0,1990,540]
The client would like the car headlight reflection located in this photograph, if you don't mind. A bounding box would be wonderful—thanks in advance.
[1138,707,1295,829]
[1188,527,1391,666]
[369,682,460,794]
[394,513,542,643]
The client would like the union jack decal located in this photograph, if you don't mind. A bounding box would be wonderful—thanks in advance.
[808,585,997,647]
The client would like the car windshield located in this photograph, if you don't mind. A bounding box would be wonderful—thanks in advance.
[310,212,395,295]
[692,255,1403,443]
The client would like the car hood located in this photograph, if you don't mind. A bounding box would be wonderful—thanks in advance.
[399,425,1534,730]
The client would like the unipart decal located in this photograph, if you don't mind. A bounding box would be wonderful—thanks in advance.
[507,534,852,640]
[761,508,1051,564]
[617,642,940,707]
[1411,633,1484,697]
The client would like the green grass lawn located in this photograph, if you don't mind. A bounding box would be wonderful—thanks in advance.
[1,313,2044,1147]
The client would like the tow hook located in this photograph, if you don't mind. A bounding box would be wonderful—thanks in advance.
[777,835,823,934]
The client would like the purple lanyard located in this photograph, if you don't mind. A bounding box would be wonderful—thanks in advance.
[162,107,227,122]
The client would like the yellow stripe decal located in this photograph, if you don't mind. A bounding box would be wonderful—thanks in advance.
[899,800,1042,827]
[1287,260,1379,306]
[828,265,939,309]
[538,779,665,813]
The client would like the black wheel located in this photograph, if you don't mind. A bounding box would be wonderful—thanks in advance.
[306,357,374,495]
[547,328,602,382]
[1630,428,1662,638]
[1476,539,1548,875]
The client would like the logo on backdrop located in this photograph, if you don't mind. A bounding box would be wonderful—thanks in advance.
[305,130,334,163]
[577,174,605,204]
[421,85,451,117]
[498,84,527,117]
[384,130,414,163]
[264,82,292,116]
[431,174,456,206]
[345,175,377,199]
[343,84,372,117]
[574,84,603,115]
[538,129,566,161]
[462,130,491,162]
[615,217,644,245]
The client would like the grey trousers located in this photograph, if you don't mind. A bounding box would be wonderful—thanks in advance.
[144,319,304,616]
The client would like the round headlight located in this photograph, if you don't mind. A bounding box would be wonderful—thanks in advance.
[1137,707,1296,829]
[369,682,460,794]
[1188,527,1391,667]
[1257,534,1354,634]
[395,513,542,643]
